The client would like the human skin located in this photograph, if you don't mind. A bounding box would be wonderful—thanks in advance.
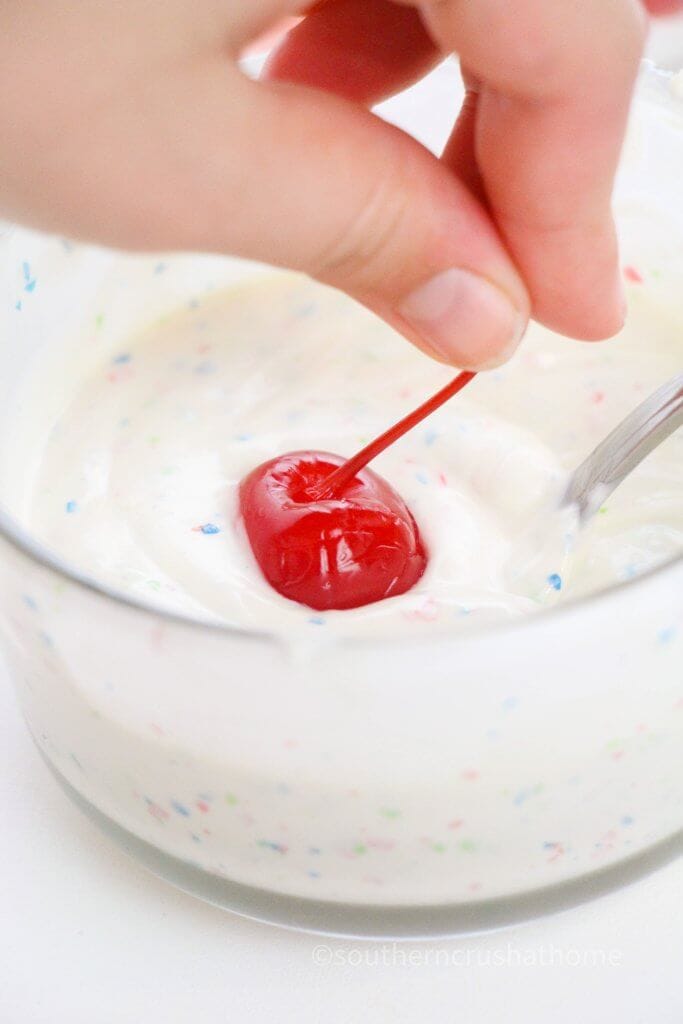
[0,1,666,369]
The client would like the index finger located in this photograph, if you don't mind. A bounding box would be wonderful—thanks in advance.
[417,0,647,341]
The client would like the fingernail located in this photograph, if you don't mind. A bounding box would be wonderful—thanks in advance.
[398,268,526,369]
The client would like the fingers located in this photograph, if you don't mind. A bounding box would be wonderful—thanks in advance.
[198,68,529,368]
[415,0,646,341]
[0,0,528,370]
[264,0,439,104]
[643,0,683,13]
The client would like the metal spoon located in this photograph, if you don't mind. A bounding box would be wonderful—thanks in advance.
[562,371,683,524]
[508,372,683,596]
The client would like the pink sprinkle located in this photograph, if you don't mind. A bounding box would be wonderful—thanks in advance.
[147,802,169,822]
[624,265,643,284]
[148,722,165,737]
[438,472,448,487]
[197,343,211,354]
[367,838,396,851]
[283,738,299,749]
[468,881,482,892]
[611,750,624,761]
[196,799,210,813]
[404,597,438,622]
[462,769,480,782]
[149,624,165,650]
[591,390,605,405]
[448,818,464,830]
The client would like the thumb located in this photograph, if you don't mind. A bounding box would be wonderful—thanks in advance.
[194,69,529,369]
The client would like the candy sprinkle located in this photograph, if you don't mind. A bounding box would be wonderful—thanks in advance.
[192,523,220,535]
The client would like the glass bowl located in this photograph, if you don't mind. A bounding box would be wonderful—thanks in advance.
[0,61,681,937]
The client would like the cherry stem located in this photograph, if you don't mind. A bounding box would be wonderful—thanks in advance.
[312,370,476,500]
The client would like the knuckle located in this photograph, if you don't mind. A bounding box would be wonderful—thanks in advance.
[311,172,413,292]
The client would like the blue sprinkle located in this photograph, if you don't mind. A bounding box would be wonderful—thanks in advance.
[308,847,321,855]
[194,361,217,375]
[39,631,54,648]
[190,833,201,843]
[153,262,167,274]
[458,606,471,617]
[15,301,22,311]
[547,573,563,592]
[308,870,321,879]
[22,263,36,292]
[658,626,676,645]
[201,523,220,535]
[257,839,287,854]
[112,353,132,365]
[171,800,190,817]
[65,500,78,514]
[235,433,253,442]
[543,841,558,849]
[424,429,439,447]
[295,303,317,318]
[621,815,634,826]
[22,595,38,611]
[308,616,325,626]
[502,696,518,712]
[188,298,200,310]
[415,470,429,485]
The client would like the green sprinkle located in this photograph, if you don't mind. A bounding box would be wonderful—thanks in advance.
[459,839,476,853]
[353,844,367,855]
[224,792,238,806]
[95,313,104,328]
[432,842,446,853]
[379,807,401,820]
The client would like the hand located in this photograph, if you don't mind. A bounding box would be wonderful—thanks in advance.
[0,2,653,368]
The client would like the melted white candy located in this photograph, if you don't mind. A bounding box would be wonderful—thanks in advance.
[24,272,683,639]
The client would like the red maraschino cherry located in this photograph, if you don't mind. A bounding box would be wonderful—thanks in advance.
[239,370,475,611]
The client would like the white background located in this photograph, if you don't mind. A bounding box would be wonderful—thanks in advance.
[3,16,683,1024]
[1,665,681,1024]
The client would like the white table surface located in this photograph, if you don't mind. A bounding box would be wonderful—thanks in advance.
[1,660,681,1024]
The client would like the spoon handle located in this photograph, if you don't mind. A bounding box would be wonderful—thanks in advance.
[563,372,683,523]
